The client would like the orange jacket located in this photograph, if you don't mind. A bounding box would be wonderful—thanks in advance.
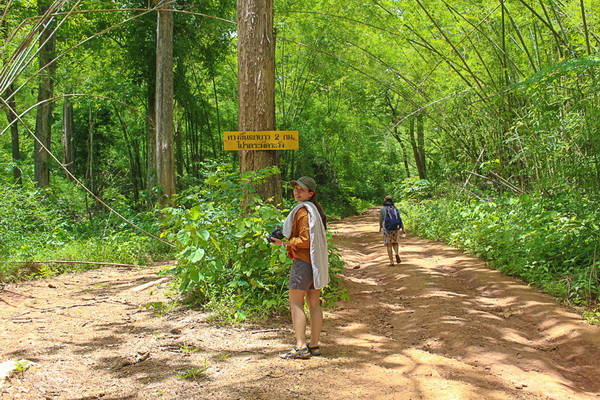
[287,207,311,264]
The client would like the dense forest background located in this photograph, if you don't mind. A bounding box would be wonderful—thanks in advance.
[1,0,599,321]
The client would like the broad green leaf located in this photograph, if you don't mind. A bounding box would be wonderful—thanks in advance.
[177,229,191,245]
[279,252,288,263]
[198,228,210,241]
[188,248,206,263]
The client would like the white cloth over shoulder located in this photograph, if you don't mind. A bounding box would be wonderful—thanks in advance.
[283,202,330,289]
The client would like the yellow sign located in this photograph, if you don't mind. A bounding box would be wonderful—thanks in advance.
[223,130,299,151]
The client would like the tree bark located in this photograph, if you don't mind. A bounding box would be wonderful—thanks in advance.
[237,0,281,204]
[34,0,57,188]
[146,89,156,195]
[408,114,427,180]
[155,0,175,205]
[392,127,410,179]
[416,112,426,179]
[61,96,74,179]
[86,107,95,195]
[3,84,22,185]
[115,105,142,203]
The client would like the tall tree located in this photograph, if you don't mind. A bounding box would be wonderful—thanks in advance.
[34,0,57,188]
[61,96,74,179]
[155,0,175,204]
[237,0,281,204]
[1,6,22,185]
[2,84,22,185]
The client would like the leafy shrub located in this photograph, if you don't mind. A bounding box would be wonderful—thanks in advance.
[403,190,600,306]
[0,184,67,256]
[160,166,347,321]
[398,178,433,200]
[0,180,169,282]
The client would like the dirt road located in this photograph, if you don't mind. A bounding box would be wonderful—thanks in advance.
[1,207,599,399]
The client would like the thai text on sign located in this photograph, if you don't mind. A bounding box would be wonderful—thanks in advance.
[223,131,299,150]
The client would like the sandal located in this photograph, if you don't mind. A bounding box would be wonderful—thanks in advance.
[395,254,401,264]
[307,345,321,356]
[279,346,311,359]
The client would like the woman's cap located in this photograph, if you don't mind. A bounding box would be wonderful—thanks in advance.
[290,176,316,192]
[384,195,393,201]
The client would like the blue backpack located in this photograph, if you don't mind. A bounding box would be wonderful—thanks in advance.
[384,206,403,231]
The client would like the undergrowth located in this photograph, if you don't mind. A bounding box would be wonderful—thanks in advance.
[402,188,600,320]
[0,180,170,282]
[160,166,348,322]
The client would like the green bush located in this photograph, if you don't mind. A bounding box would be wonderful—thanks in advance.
[403,191,600,306]
[0,180,170,282]
[161,166,347,322]
[398,178,433,200]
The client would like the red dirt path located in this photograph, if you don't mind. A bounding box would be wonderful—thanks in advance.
[1,207,599,399]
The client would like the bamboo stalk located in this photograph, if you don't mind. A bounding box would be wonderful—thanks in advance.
[580,0,591,55]
[505,7,538,73]
[514,0,566,56]
[414,0,487,94]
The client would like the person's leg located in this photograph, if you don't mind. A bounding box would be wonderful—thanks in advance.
[305,289,322,347]
[289,289,308,348]
[393,243,400,263]
[386,243,394,265]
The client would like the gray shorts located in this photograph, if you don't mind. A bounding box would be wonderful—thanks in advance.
[289,258,315,290]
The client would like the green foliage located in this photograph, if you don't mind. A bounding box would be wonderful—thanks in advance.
[3,0,600,324]
[161,166,347,321]
[176,361,208,381]
[404,189,600,306]
[394,178,433,201]
[141,300,179,317]
[0,178,170,282]
[583,307,600,325]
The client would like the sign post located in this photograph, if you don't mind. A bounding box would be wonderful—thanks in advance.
[223,130,299,151]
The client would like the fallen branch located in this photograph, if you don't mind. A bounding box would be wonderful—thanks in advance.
[131,278,169,292]
[39,303,97,312]
[3,260,147,268]
[250,328,288,334]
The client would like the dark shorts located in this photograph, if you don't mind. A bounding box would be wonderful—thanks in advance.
[289,258,315,291]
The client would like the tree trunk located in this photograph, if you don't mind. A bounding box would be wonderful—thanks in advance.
[1,12,21,185]
[61,96,74,179]
[237,0,281,204]
[3,84,22,185]
[175,124,184,182]
[393,134,410,179]
[155,0,175,205]
[212,75,222,149]
[416,112,426,179]
[115,105,142,203]
[86,107,95,195]
[34,0,57,188]
[146,88,156,195]
[391,126,410,179]
[408,114,427,180]
[580,0,591,55]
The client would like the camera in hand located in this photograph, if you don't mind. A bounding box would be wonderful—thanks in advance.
[266,226,284,243]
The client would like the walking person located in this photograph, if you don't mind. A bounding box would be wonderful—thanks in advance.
[270,176,329,359]
[379,195,406,266]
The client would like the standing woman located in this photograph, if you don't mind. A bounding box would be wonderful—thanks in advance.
[379,195,406,266]
[270,176,329,359]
